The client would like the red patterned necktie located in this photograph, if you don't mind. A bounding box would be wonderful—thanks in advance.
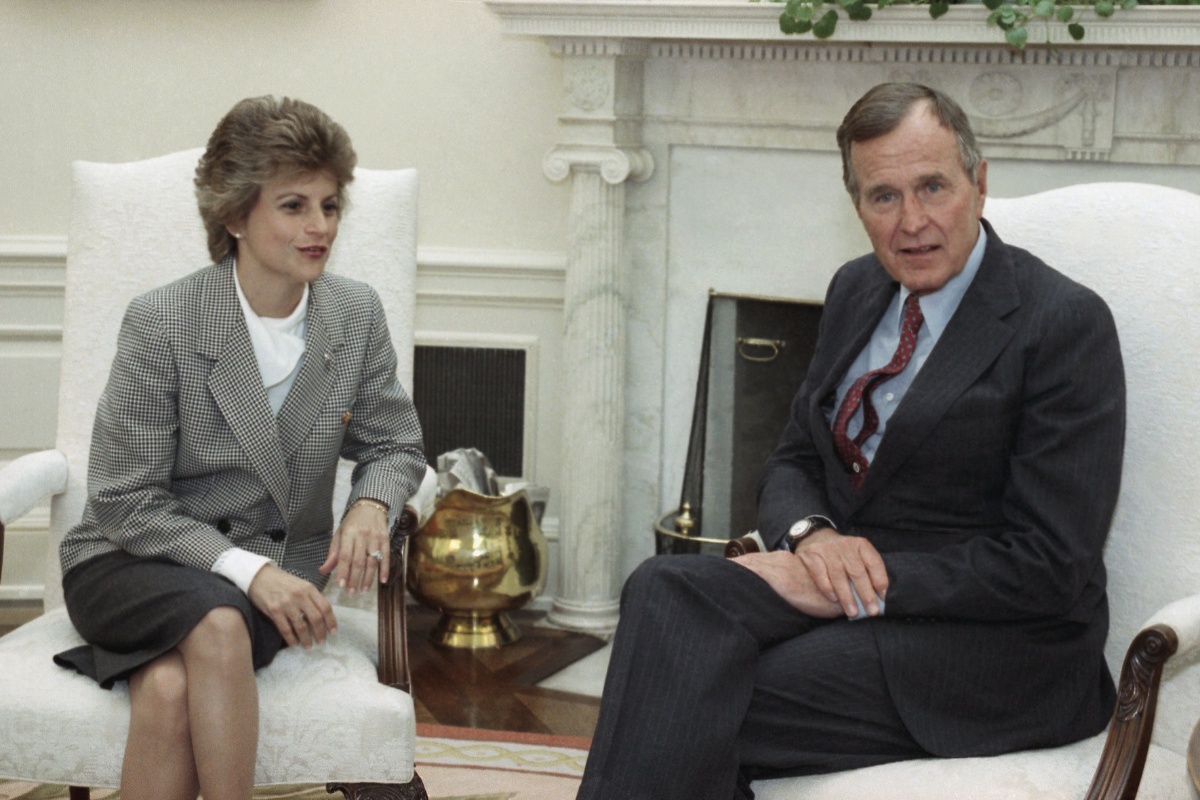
[831,293,924,488]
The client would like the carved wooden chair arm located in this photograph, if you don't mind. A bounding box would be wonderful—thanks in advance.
[724,533,764,558]
[377,506,419,693]
[1083,623,1179,800]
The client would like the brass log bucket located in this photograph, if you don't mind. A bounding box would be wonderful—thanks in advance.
[406,488,547,648]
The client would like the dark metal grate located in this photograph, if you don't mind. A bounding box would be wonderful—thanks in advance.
[413,346,526,476]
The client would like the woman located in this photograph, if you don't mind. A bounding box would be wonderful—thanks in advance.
[54,96,426,800]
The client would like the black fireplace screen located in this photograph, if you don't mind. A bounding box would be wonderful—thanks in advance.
[656,291,823,555]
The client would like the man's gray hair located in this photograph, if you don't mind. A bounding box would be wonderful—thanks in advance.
[836,83,982,203]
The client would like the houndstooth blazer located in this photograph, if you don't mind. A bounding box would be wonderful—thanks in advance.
[58,257,426,588]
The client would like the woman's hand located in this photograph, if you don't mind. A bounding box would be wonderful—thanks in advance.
[248,563,338,648]
[319,499,391,595]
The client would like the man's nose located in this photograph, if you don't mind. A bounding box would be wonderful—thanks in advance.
[899,199,928,234]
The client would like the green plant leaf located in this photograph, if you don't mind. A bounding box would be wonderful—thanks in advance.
[1005,24,1029,47]
[1095,0,1115,14]
[930,0,950,18]
[982,0,1004,9]
[1033,0,1054,16]
[813,8,839,37]
[1055,5,1074,21]
[1068,21,1085,38]
[779,11,800,33]
[1119,0,1138,9]
[847,1,874,20]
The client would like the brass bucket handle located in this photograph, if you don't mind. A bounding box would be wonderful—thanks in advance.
[736,337,784,363]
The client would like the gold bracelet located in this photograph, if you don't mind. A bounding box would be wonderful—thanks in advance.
[352,498,389,516]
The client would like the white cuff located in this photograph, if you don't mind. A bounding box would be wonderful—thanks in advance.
[212,548,274,594]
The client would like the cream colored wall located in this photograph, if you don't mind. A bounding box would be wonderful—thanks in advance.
[0,0,567,248]
[0,0,571,600]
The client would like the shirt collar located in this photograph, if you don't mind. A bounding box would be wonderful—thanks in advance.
[898,222,987,339]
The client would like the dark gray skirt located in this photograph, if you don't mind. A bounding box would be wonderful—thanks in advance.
[55,550,286,689]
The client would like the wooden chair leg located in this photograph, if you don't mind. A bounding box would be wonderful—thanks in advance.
[327,773,428,800]
[68,787,90,800]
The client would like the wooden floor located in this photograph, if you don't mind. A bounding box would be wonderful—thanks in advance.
[408,605,605,739]
[0,601,604,740]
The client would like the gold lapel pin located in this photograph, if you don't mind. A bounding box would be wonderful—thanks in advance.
[342,411,352,425]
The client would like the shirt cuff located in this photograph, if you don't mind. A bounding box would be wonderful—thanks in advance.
[212,547,274,594]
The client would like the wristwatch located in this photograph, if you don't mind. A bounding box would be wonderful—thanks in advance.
[785,515,836,552]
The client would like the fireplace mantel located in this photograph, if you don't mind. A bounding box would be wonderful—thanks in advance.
[487,0,1200,48]
[486,0,1200,636]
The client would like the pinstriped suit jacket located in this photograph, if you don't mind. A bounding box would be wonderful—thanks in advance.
[757,220,1125,757]
[59,257,426,589]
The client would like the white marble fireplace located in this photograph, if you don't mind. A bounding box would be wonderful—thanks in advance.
[486,0,1200,634]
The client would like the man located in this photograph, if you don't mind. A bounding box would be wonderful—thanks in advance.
[577,83,1125,800]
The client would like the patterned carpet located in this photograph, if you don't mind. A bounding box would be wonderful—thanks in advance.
[0,726,588,800]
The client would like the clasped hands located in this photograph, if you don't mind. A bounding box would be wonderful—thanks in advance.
[732,528,888,620]
[247,499,391,649]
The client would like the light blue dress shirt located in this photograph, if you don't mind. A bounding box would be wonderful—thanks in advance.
[828,223,988,464]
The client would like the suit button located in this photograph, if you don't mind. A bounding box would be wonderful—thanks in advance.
[216,519,231,534]
[267,529,286,542]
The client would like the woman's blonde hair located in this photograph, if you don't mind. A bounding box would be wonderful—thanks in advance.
[195,96,357,262]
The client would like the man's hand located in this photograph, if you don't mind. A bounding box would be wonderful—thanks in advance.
[248,563,338,648]
[319,499,391,595]
[731,551,843,618]
[794,528,888,617]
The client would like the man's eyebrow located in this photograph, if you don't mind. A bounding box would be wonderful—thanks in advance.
[865,171,953,197]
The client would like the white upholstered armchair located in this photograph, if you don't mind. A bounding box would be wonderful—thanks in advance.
[0,149,437,800]
[745,183,1200,800]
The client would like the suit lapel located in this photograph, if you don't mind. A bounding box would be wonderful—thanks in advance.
[277,276,344,462]
[199,259,292,518]
[854,222,1021,508]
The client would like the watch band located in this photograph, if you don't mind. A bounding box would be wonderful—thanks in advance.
[785,515,837,552]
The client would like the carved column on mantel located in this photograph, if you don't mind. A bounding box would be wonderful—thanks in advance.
[543,38,654,635]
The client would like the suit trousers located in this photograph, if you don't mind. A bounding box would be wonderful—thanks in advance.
[577,555,929,800]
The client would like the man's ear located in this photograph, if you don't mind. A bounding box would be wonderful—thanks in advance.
[975,159,989,209]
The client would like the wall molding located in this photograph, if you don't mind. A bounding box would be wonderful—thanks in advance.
[0,235,66,264]
[0,238,568,311]
[0,237,567,267]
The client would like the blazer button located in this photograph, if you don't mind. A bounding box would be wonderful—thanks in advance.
[267,529,286,542]
[216,519,232,534]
